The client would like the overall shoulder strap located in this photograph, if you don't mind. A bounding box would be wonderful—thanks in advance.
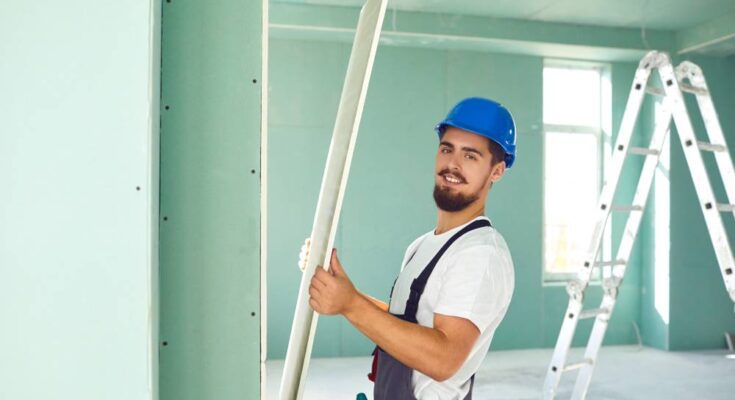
[402,218,491,323]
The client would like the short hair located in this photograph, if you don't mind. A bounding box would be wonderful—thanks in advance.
[486,138,506,167]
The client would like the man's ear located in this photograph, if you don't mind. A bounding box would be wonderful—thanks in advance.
[489,161,506,184]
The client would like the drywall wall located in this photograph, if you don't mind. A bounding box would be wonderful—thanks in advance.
[158,0,265,399]
[0,1,161,399]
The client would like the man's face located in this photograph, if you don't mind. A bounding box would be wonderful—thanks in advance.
[433,127,506,212]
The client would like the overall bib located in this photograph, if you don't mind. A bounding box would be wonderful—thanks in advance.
[373,219,491,400]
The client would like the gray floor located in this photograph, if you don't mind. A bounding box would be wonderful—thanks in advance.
[266,345,735,399]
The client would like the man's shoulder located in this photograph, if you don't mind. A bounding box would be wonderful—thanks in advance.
[439,227,513,277]
[455,224,508,252]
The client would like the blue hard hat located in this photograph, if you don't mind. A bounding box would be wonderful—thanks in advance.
[435,97,517,168]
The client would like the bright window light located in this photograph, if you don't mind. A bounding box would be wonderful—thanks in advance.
[544,132,598,274]
[543,62,608,281]
[544,66,601,128]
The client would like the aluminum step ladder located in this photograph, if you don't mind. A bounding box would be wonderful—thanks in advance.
[542,50,735,399]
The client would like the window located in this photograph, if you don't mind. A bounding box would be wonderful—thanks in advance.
[543,61,611,282]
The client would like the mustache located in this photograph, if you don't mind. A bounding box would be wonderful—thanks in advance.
[438,169,467,183]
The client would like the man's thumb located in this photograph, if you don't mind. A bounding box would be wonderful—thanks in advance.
[330,249,345,276]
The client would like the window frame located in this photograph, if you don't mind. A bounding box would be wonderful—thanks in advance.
[541,59,612,285]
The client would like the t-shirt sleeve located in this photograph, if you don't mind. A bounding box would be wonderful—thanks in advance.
[433,245,513,332]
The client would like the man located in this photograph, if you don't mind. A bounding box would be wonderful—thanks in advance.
[305,97,516,399]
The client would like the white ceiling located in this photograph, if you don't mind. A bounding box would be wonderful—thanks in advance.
[274,0,735,31]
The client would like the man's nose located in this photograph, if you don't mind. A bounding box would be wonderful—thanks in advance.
[447,152,463,170]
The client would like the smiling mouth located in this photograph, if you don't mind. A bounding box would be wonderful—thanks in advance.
[439,173,465,185]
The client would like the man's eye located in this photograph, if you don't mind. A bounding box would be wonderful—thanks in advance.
[440,148,451,154]
[465,154,476,160]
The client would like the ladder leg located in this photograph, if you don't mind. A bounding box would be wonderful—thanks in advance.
[543,295,584,400]
[573,52,659,286]
[676,62,735,221]
[660,63,735,303]
[571,292,616,400]
[572,101,672,399]
[542,51,663,399]
[676,62,735,303]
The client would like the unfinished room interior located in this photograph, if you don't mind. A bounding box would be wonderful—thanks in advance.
[2,0,735,399]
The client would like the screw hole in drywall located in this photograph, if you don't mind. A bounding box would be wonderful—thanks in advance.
[251,169,256,174]
[162,341,168,346]
[136,186,141,191]
[165,105,170,110]
[163,216,168,221]
[251,312,256,317]
[252,79,257,83]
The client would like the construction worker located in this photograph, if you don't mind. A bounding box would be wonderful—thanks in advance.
[304,97,516,399]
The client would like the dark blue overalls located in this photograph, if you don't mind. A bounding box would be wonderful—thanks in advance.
[372,219,491,400]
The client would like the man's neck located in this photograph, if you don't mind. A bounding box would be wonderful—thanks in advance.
[434,203,485,235]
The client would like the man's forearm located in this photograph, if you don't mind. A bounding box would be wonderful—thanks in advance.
[343,295,455,381]
[359,291,389,312]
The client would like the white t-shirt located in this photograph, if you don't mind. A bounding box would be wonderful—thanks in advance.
[388,216,515,400]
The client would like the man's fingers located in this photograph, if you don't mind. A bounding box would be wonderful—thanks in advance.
[309,297,320,312]
[311,275,327,290]
[313,267,332,285]
[309,284,320,298]
[298,237,311,272]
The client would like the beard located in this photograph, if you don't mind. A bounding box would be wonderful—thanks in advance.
[433,184,480,212]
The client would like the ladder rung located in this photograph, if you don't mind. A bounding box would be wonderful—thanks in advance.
[563,359,594,372]
[697,141,727,153]
[579,308,610,320]
[628,147,660,156]
[594,259,626,267]
[717,204,735,212]
[611,205,643,212]
[680,83,709,96]
[645,86,665,96]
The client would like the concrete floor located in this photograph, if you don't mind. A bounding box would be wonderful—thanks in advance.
[266,346,735,399]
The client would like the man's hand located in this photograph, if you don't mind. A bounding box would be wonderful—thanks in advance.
[309,249,358,315]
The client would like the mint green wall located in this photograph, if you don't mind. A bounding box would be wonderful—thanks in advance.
[639,56,735,350]
[639,88,671,350]
[268,38,644,358]
[159,1,263,399]
[0,1,160,399]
